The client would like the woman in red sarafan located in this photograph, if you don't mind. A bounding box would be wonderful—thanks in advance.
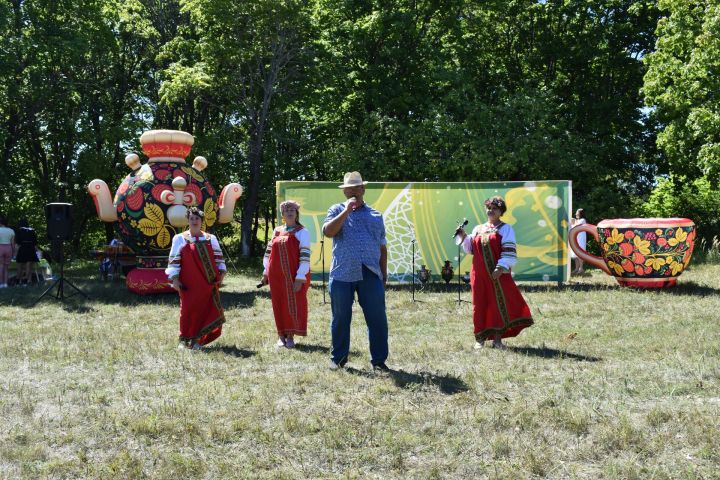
[459,196,533,349]
[166,207,226,350]
[261,200,311,349]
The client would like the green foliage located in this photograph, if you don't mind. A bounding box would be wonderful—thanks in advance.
[640,175,720,244]
[644,1,720,182]
[0,0,161,248]
[4,0,714,257]
[311,0,660,220]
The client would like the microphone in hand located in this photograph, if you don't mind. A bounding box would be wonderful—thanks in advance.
[348,196,358,211]
[453,218,469,244]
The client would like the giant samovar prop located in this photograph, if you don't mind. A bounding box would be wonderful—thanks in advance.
[88,130,242,294]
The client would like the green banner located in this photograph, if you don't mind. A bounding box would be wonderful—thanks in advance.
[277,181,572,282]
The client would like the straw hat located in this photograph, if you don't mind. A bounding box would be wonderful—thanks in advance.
[338,171,368,188]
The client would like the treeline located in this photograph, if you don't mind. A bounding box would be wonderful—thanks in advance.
[1,0,718,255]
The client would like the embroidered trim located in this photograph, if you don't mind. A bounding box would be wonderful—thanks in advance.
[194,237,217,284]
[277,232,299,327]
[474,318,534,342]
[479,232,511,327]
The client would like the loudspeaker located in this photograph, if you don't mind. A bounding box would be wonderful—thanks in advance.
[45,203,73,242]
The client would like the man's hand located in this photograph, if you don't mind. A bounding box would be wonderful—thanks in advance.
[345,196,357,212]
[217,271,225,286]
[261,274,269,285]
[171,277,182,291]
[491,268,504,280]
[293,279,305,292]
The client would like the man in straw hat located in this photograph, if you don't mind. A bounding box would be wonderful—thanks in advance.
[323,171,390,372]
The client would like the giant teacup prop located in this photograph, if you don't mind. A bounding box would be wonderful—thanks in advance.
[569,218,696,288]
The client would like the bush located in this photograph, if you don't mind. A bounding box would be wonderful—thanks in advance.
[639,176,720,244]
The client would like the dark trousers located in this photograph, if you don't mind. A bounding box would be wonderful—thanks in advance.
[329,265,388,365]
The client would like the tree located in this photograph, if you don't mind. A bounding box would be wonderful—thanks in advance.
[0,0,160,247]
[644,1,720,183]
[311,0,660,218]
[163,0,315,256]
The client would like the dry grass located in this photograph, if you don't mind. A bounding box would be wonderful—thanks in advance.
[1,262,718,479]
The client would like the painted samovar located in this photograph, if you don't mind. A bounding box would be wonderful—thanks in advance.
[88,130,242,293]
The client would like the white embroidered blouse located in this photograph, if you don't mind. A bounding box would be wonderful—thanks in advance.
[165,232,226,280]
[461,222,518,271]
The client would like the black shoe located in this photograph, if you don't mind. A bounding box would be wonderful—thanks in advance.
[372,362,390,372]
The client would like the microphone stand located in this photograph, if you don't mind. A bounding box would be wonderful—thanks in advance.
[320,237,327,304]
[411,239,416,302]
[456,242,470,305]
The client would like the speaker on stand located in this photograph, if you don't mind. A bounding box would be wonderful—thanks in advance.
[33,203,88,305]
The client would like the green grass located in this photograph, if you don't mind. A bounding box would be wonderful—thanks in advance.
[1,262,718,479]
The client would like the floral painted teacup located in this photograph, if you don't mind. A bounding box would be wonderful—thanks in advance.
[569,218,696,288]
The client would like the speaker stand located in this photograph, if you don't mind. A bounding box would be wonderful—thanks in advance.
[33,250,88,306]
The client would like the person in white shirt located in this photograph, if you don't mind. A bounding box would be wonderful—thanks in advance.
[570,208,587,274]
[165,207,226,350]
[457,196,533,349]
[261,200,311,349]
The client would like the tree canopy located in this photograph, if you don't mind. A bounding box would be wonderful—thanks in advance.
[644,0,720,183]
[2,0,716,254]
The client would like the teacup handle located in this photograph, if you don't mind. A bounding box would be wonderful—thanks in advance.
[569,224,610,275]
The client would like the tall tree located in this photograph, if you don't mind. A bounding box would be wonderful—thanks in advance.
[163,0,315,256]
[644,0,720,183]
[0,0,160,246]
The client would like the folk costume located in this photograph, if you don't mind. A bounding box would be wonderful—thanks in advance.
[462,222,533,341]
[263,225,311,337]
[166,231,226,346]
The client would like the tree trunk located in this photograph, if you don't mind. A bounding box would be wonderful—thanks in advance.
[240,130,264,256]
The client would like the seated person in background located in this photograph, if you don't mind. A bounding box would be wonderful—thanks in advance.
[99,236,121,279]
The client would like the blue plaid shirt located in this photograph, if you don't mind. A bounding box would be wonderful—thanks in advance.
[324,203,387,282]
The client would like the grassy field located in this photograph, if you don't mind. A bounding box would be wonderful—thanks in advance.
[1,261,718,479]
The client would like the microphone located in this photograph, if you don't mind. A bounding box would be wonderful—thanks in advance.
[453,218,469,245]
[452,219,469,238]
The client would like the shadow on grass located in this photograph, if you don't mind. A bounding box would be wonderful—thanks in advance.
[385,283,469,294]
[201,344,256,358]
[520,283,620,293]
[344,366,470,395]
[293,343,330,354]
[9,279,272,309]
[507,345,601,362]
[60,302,95,314]
[521,279,720,297]
[644,281,720,297]
[293,344,363,358]
[221,289,270,308]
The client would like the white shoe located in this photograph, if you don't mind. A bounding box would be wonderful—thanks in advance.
[474,341,484,350]
[276,336,286,347]
[0,284,6,289]
[329,359,342,370]
[177,342,188,350]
